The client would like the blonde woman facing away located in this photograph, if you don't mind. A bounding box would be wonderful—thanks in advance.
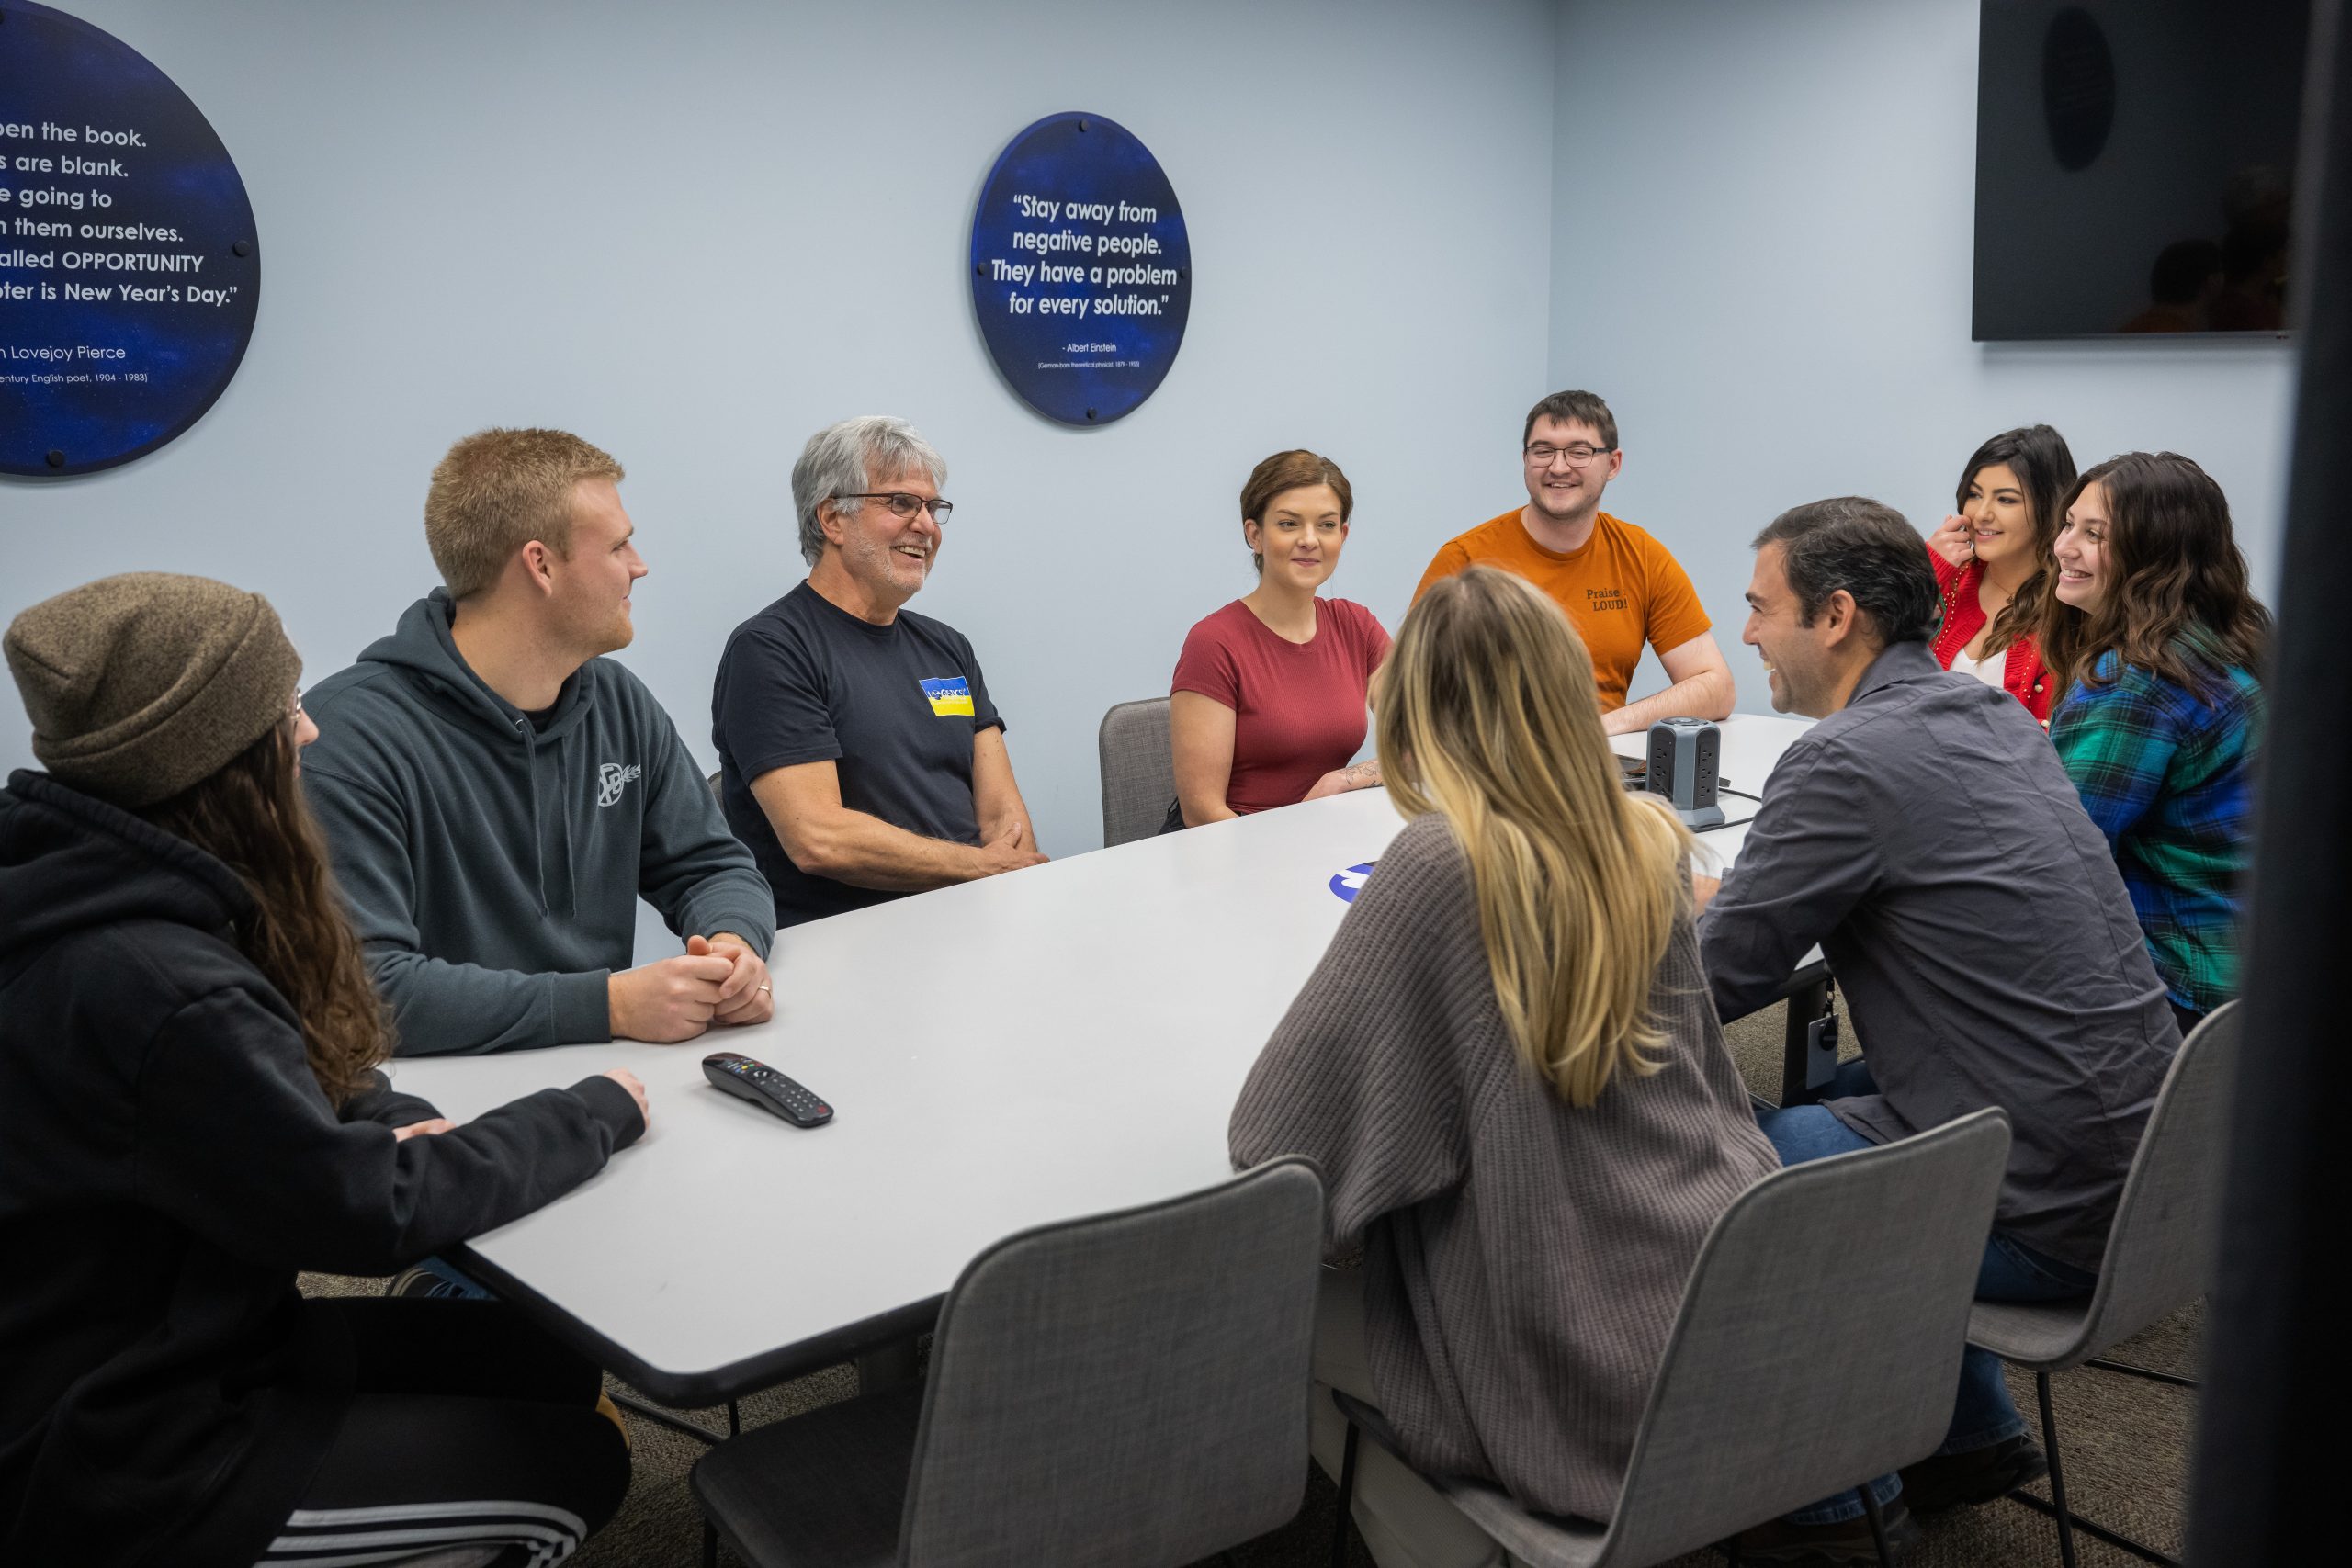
[1165,450,1390,830]
[1229,566,1783,1563]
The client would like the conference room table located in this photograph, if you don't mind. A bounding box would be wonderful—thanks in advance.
[390,714,1818,1407]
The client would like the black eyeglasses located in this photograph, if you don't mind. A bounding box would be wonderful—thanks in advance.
[838,491,955,523]
[1524,443,1615,467]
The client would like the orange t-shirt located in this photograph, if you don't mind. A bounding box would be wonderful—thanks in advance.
[1412,509,1713,710]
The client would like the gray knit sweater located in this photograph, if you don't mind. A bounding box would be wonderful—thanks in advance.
[1230,813,1780,1522]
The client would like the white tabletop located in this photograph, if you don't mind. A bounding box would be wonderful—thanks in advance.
[390,714,1810,1401]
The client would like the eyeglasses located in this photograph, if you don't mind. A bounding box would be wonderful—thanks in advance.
[289,689,305,722]
[838,491,955,523]
[1524,443,1615,468]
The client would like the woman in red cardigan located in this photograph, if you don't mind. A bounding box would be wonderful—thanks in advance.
[1924,424,2076,728]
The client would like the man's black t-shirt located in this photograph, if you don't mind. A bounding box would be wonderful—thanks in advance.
[712,581,1003,928]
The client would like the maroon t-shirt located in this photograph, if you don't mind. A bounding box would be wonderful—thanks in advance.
[1170,598,1391,814]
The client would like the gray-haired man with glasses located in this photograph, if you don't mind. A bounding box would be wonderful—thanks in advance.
[711,415,1046,929]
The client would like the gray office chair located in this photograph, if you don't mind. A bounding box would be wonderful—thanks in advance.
[1967,1000,2238,1568]
[1333,1108,2013,1568]
[1097,696,1175,847]
[690,1157,1325,1567]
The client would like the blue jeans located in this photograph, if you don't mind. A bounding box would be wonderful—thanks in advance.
[1757,1059,2096,1524]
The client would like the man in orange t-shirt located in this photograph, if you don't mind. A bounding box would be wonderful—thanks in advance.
[1414,389,1736,733]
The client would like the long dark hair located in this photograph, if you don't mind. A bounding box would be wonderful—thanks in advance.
[2039,451,2272,700]
[139,721,391,1107]
[1955,423,2076,655]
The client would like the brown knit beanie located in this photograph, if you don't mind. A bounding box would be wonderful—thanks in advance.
[5,572,302,808]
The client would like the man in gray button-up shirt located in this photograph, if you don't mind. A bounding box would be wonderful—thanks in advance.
[1698,497,2177,1529]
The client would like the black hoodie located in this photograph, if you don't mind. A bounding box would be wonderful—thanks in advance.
[0,772,645,1568]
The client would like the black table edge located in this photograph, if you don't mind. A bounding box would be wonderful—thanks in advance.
[449,1242,944,1407]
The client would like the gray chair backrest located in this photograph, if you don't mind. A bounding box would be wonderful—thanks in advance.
[897,1158,1324,1568]
[2069,999,2240,1355]
[1456,1109,2011,1568]
[1098,696,1174,847]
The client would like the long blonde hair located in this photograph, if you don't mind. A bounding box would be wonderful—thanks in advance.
[1375,567,1692,1107]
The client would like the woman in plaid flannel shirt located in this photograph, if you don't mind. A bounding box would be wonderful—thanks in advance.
[2041,452,2272,1036]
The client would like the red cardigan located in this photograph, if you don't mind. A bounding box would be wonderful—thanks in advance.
[1929,553,2055,727]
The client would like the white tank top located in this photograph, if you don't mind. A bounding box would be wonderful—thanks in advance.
[1949,643,2009,690]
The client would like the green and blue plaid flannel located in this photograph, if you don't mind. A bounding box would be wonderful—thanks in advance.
[2049,651,2264,1015]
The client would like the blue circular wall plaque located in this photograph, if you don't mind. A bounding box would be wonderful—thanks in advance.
[0,2,261,478]
[968,113,1190,426]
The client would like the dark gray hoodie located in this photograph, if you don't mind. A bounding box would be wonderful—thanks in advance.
[301,591,774,1055]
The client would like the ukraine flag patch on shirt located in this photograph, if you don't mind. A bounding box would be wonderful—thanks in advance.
[920,676,975,717]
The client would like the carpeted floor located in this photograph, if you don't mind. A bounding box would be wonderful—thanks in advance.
[305,993,2200,1566]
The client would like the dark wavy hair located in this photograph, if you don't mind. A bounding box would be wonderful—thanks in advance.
[139,721,391,1108]
[2039,451,2272,700]
[1956,423,2077,656]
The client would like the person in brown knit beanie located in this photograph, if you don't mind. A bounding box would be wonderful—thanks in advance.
[0,573,649,1568]
[4,571,302,808]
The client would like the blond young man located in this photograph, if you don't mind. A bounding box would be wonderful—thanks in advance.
[302,429,776,1056]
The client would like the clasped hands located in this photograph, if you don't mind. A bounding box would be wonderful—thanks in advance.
[397,938,758,1145]
[609,931,775,1043]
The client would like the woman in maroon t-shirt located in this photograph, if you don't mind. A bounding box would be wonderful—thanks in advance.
[1167,450,1392,829]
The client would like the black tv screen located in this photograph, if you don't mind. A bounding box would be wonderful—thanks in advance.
[1973,0,2308,340]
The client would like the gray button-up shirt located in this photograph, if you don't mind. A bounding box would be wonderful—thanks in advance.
[1698,640,2177,1271]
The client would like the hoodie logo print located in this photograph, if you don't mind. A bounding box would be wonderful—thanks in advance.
[597,761,644,807]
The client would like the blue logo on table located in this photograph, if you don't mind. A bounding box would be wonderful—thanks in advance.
[967,112,1190,427]
[0,4,263,478]
[1329,863,1376,903]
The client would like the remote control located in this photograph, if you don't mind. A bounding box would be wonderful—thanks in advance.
[702,1052,833,1127]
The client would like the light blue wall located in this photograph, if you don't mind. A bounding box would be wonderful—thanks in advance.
[3,0,1559,877]
[6,0,2303,890]
[1549,0,2298,711]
